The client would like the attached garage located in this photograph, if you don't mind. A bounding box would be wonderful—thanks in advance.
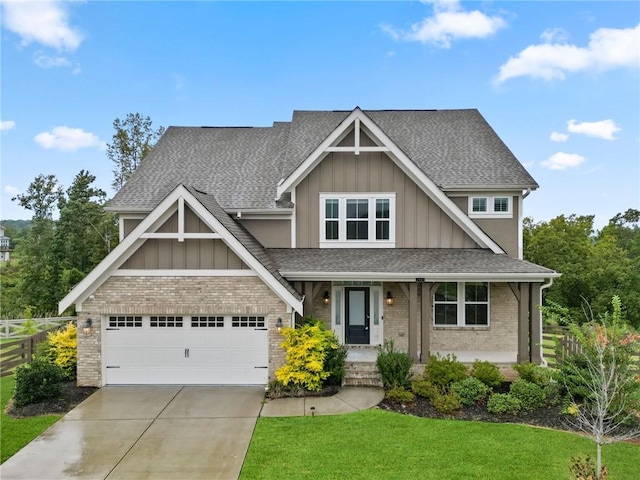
[103,315,269,385]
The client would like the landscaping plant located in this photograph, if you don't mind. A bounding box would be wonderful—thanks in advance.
[275,319,339,391]
[554,296,640,479]
[376,340,413,389]
[508,379,547,412]
[470,359,505,388]
[423,353,467,388]
[486,393,522,415]
[13,358,64,407]
[451,377,490,406]
[385,386,415,404]
[45,321,78,380]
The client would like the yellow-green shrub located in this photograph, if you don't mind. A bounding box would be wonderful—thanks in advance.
[47,322,77,380]
[275,322,338,391]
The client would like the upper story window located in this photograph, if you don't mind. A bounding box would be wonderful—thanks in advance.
[320,194,395,248]
[469,196,512,218]
[434,282,489,327]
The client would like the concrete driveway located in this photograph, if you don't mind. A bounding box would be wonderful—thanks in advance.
[0,386,265,480]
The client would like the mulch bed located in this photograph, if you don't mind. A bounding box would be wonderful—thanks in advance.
[6,381,98,418]
[378,396,570,431]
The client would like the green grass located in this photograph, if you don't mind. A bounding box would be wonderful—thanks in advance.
[241,409,640,480]
[0,375,62,464]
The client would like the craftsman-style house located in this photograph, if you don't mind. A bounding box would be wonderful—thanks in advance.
[60,108,559,387]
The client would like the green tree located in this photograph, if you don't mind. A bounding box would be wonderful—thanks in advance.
[108,113,164,190]
[12,174,63,314]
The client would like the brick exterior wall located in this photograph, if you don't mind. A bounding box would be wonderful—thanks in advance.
[430,283,518,354]
[77,276,290,387]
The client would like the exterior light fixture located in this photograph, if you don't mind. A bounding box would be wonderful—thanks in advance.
[82,318,93,335]
[322,291,331,305]
[276,317,283,332]
[385,292,394,306]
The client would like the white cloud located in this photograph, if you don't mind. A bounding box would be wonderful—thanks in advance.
[3,185,20,196]
[540,28,569,44]
[33,51,71,68]
[567,119,620,140]
[541,152,586,170]
[0,120,16,131]
[381,0,506,49]
[34,126,106,152]
[550,131,569,142]
[495,23,640,83]
[1,0,83,51]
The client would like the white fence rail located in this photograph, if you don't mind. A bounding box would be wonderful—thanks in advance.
[1,317,75,339]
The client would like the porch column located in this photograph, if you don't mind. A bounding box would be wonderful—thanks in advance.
[517,283,530,363]
[409,283,419,361]
[529,282,542,364]
[304,282,314,318]
[420,283,432,363]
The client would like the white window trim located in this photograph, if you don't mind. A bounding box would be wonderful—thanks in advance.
[468,196,512,219]
[319,193,396,248]
[433,282,490,327]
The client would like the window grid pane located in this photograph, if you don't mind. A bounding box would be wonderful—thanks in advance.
[376,221,389,240]
[347,220,368,240]
[325,221,339,240]
[472,198,487,212]
[325,199,339,218]
[435,304,457,325]
[494,197,509,212]
[435,283,457,302]
[376,199,389,219]
[465,304,488,325]
[346,199,368,219]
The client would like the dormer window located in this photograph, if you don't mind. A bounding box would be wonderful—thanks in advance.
[469,196,512,218]
[320,194,395,248]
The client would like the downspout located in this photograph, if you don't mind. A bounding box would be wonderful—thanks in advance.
[539,277,554,366]
[522,188,531,199]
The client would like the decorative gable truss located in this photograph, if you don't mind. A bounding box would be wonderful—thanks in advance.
[277,107,505,254]
[58,185,303,314]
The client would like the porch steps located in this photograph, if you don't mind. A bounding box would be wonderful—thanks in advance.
[343,361,382,387]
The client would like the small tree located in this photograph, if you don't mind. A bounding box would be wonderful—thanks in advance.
[559,296,640,478]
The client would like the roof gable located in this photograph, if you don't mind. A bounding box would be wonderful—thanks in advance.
[59,185,303,314]
[277,108,505,253]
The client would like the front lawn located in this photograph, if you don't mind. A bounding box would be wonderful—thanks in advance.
[241,409,639,480]
[0,375,62,464]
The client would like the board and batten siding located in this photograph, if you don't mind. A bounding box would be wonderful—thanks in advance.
[295,151,479,249]
[450,196,519,257]
[119,207,248,270]
[239,219,291,248]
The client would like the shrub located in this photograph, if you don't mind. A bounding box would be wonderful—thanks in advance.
[411,380,439,401]
[323,343,348,386]
[569,455,608,480]
[487,393,522,415]
[513,362,552,386]
[385,386,415,404]
[431,390,462,414]
[275,321,338,391]
[13,358,64,407]
[451,377,490,406]
[376,340,413,389]
[46,322,78,380]
[470,360,504,388]
[423,354,467,388]
[509,379,547,411]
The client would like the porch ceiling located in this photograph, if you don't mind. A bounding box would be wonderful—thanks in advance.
[268,248,559,282]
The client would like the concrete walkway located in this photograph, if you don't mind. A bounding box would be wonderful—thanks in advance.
[261,386,384,417]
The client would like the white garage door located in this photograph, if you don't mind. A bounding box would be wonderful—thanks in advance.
[103,315,268,385]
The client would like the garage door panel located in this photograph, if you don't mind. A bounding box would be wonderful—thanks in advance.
[104,315,268,385]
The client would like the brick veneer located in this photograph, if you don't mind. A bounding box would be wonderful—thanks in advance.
[77,276,290,387]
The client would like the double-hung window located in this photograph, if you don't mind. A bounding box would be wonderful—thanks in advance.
[320,194,395,247]
[434,282,489,326]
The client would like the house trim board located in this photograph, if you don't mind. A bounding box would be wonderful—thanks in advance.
[280,271,560,282]
[59,185,303,315]
[276,108,505,254]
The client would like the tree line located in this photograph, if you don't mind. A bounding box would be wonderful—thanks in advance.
[524,209,640,328]
[0,114,163,318]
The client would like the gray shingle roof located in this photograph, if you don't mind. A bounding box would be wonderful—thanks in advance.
[185,186,302,301]
[268,248,557,278]
[108,108,537,212]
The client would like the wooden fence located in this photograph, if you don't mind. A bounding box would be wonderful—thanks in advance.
[542,327,639,370]
[1,317,74,339]
[0,326,66,377]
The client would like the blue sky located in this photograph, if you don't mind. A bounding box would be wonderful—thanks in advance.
[1,0,638,230]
